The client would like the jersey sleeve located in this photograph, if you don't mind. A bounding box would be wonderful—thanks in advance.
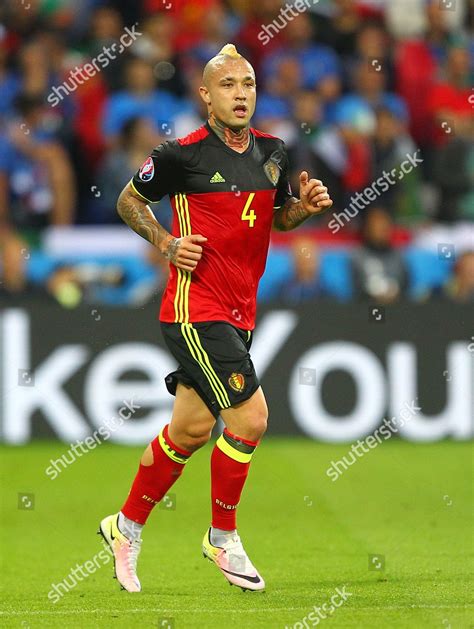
[130,140,181,203]
[273,142,293,209]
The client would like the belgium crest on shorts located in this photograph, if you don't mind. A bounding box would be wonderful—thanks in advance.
[228,372,245,393]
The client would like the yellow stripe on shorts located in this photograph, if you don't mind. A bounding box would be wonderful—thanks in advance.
[180,323,231,409]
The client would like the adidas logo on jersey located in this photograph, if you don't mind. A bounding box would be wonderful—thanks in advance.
[210,171,226,183]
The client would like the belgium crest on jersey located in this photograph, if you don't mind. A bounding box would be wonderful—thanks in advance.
[263,157,280,186]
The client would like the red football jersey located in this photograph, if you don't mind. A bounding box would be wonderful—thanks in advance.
[131,123,292,330]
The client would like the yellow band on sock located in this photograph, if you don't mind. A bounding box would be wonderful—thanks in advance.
[216,434,254,464]
[158,429,190,464]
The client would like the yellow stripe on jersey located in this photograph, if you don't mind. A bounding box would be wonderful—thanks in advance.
[175,268,187,322]
[171,195,230,408]
[180,194,192,323]
[180,323,231,409]
[173,269,180,321]
[181,192,191,236]
[182,270,191,324]
[175,193,186,235]
[129,178,152,203]
[173,195,184,320]
[173,194,192,323]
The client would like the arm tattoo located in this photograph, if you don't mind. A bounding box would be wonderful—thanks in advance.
[163,237,181,261]
[117,187,174,256]
[273,198,311,232]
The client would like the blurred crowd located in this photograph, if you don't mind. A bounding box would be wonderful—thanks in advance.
[0,0,473,306]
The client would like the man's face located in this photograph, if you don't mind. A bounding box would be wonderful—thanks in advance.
[126,59,154,93]
[200,58,257,129]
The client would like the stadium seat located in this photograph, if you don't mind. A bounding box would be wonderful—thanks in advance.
[403,248,454,299]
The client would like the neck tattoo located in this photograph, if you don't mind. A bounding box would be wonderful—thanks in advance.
[209,113,250,151]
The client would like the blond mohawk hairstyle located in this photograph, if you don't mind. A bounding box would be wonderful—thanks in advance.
[202,43,252,87]
[217,44,241,58]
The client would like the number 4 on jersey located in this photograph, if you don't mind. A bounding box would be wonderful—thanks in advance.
[241,192,256,228]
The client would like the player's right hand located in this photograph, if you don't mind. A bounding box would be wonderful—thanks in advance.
[164,234,207,272]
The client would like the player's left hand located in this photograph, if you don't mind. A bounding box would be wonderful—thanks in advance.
[299,171,333,215]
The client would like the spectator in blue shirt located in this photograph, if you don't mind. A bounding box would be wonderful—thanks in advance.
[102,56,185,144]
[0,47,21,119]
[346,59,408,122]
[278,237,329,304]
[261,13,341,100]
[97,116,162,224]
[0,94,75,238]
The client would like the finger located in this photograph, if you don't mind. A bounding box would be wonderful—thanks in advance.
[182,243,203,254]
[299,171,309,186]
[178,254,198,266]
[177,260,198,272]
[311,192,330,204]
[302,181,323,200]
[187,234,208,243]
[316,199,332,210]
[179,250,202,261]
[308,184,328,194]
[308,182,324,192]
[308,186,327,202]
[303,180,320,196]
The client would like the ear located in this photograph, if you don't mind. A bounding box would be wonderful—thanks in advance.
[199,86,211,105]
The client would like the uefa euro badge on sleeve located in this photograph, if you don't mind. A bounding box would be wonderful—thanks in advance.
[138,156,155,182]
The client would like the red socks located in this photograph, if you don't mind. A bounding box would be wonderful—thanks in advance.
[121,424,191,525]
[211,428,259,530]
[121,424,260,530]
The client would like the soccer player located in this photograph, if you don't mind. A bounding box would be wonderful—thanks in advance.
[99,44,333,593]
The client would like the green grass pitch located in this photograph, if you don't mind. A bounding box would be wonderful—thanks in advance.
[1,438,473,628]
